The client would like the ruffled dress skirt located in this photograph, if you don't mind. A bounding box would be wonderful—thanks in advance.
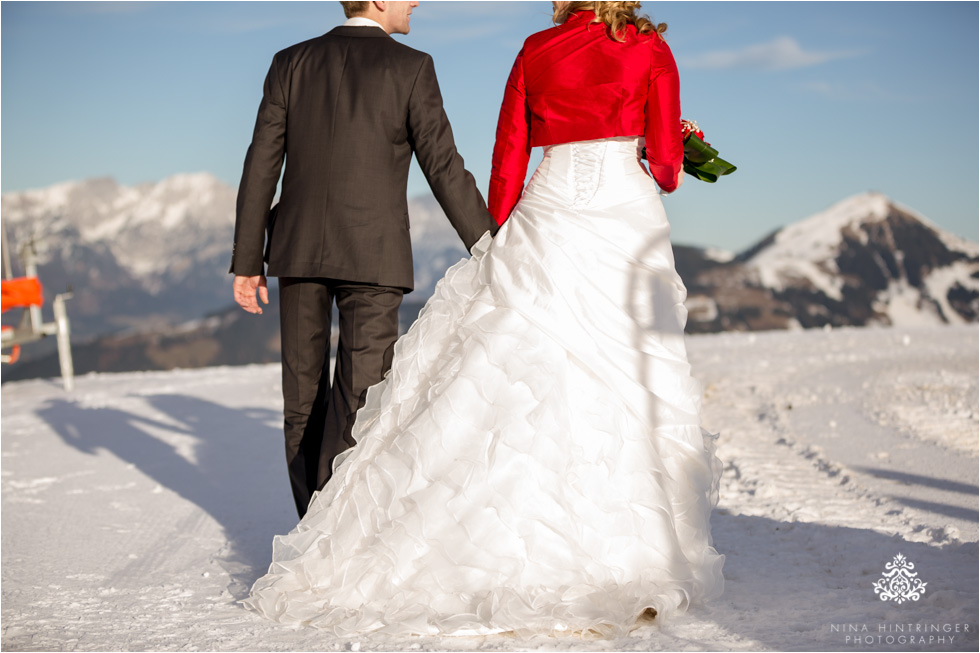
[242,137,725,637]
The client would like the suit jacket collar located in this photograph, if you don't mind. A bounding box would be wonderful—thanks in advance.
[328,25,390,38]
[343,16,385,29]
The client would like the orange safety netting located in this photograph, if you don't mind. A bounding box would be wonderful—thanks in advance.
[1,277,44,313]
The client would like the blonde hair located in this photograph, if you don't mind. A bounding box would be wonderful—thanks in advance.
[340,1,370,18]
[553,1,666,42]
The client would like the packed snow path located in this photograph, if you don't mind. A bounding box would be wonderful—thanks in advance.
[2,325,977,651]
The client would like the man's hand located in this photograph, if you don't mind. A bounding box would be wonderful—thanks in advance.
[234,275,269,314]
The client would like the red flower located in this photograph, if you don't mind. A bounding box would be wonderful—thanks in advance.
[681,119,707,145]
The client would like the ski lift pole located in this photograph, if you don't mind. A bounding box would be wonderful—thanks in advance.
[20,240,45,333]
[53,292,74,392]
[2,223,13,280]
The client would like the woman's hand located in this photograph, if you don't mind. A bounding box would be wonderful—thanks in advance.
[661,170,685,196]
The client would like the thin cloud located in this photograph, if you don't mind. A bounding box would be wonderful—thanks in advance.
[680,36,864,71]
[797,80,913,103]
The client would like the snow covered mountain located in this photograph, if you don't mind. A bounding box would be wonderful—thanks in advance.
[680,193,978,332]
[2,177,976,379]
[406,190,979,332]
[0,176,471,340]
[2,173,238,336]
[2,173,235,288]
[0,176,474,377]
[738,192,979,328]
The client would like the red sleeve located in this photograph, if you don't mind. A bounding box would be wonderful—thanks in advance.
[644,40,683,193]
[488,48,531,226]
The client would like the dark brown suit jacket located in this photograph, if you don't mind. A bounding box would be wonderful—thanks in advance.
[230,26,497,291]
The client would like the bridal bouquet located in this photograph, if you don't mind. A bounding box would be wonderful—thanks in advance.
[679,119,737,183]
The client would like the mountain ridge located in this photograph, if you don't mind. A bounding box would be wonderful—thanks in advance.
[2,174,976,379]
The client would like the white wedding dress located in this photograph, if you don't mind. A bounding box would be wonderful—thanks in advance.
[243,137,725,637]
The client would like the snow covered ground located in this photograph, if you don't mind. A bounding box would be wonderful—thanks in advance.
[2,325,977,651]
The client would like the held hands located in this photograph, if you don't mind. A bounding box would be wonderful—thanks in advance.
[234,275,269,314]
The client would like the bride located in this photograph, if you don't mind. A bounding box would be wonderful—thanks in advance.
[243,1,725,637]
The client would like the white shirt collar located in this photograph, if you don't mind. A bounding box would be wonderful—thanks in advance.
[343,16,386,31]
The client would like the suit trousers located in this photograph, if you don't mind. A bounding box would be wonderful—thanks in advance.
[278,277,403,518]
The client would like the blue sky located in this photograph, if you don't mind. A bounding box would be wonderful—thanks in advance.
[2,1,977,252]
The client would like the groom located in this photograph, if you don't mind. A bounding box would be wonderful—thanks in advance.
[231,0,497,518]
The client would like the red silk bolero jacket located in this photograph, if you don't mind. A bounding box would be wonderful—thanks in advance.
[488,11,683,225]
